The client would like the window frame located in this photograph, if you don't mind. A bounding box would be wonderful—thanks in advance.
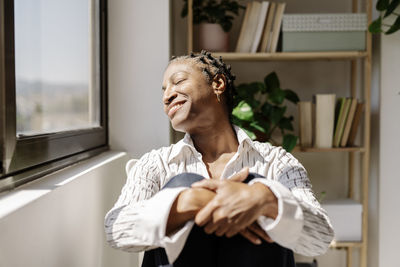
[0,0,109,192]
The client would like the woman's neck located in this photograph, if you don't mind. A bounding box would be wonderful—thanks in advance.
[190,120,239,162]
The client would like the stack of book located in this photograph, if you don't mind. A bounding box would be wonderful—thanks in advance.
[298,94,364,148]
[235,1,286,53]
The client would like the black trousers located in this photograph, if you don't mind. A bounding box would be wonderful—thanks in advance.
[141,173,295,267]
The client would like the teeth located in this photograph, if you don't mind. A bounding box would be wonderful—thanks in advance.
[170,103,183,112]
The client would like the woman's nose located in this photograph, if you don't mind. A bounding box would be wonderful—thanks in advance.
[163,87,177,105]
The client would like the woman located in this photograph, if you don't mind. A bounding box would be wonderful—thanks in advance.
[104,51,334,267]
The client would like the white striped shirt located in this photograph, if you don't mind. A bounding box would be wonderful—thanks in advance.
[104,126,334,263]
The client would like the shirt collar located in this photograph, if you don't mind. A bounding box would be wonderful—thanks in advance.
[168,125,256,163]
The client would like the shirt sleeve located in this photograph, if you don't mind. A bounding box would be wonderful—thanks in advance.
[249,147,334,257]
[104,150,194,263]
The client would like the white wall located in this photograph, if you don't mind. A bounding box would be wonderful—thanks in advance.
[378,30,400,267]
[108,0,171,158]
[0,152,137,267]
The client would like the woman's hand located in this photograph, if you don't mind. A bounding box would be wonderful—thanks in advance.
[191,168,278,244]
[166,188,215,235]
[176,188,216,215]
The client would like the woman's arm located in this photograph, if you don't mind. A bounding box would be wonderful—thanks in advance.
[105,150,188,253]
[248,147,334,256]
[166,188,215,235]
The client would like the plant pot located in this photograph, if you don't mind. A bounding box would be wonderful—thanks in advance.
[197,23,229,52]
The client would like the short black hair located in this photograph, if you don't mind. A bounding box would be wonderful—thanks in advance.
[169,50,237,115]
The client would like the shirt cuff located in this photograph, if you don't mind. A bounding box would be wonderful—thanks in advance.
[141,187,195,263]
[248,178,304,248]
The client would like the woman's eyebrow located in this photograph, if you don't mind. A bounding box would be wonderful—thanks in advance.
[170,71,189,80]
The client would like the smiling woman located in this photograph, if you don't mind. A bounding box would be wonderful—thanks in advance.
[105,51,334,267]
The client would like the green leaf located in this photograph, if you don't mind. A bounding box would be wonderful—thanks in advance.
[376,0,390,11]
[232,100,254,122]
[268,87,285,104]
[284,89,300,104]
[248,82,264,94]
[278,116,294,131]
[385,15,400,34]
[282,134,298,152]
[384,0,400,17]
[264,72,280,92]
[231,116,244,127]
[270,106,286,125]
[243,128,257,140]
[236,83,258,98]
[368,17,383,33]
[261,102,273,117]
[250,120,269,134]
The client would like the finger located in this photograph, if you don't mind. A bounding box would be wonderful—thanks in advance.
[215,221,230,237]
[248,223,274,243]
[204,220,222,235]
[195,200,219,226]
[240,228,262,245]
[191,179,220,191]
[225,226,240,238]
[229,167,249,182]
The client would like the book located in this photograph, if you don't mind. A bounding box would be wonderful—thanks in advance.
[333,98,351,147]
[340,98,358,147]
[259,2,276,52]
[235,2,253,52]
[314,94,336,148]
[237,2,262,52]
[298,101,313,147]
[347,102,365,146]
[269,2,286,53]
[250,1,270,53]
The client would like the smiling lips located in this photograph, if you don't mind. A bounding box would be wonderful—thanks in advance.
[168,101,186,117]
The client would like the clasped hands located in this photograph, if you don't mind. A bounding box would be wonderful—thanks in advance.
[178,167,278,245]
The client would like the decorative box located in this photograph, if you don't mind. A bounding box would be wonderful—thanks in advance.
[282,13,367,52]
[322,199,362,242]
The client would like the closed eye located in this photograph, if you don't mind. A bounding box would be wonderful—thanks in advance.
[175,79,185,85]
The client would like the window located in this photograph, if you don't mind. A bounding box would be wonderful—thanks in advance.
[0,0,108,192]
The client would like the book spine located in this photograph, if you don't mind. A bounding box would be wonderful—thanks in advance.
[347,102,365,146]
[299,101,313,147]
[314,94,336,148]
[340,98,358,147]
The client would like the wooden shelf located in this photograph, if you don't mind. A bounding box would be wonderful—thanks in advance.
[292,146,365,153]
[203,51,368,61]
[330,241,363,249]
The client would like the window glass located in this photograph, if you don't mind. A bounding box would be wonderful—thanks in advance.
[14,0,100,135]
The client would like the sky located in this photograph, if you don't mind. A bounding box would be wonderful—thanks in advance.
[14,0,96,85]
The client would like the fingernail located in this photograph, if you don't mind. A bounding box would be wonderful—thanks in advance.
[255,239,262,245]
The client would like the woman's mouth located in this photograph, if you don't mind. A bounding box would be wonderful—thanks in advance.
[168,101,185,117]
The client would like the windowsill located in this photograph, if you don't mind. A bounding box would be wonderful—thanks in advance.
[0,151,127,220]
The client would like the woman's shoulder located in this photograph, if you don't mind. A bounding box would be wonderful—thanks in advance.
[250,140,297,162]
[134,142,180,165]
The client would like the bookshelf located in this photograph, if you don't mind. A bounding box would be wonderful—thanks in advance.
[204,51,368,61]
[183,0,372,267]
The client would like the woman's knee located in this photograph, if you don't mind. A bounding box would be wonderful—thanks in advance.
[162,173,205,189]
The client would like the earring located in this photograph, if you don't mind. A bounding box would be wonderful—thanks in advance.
[216,93,221,102]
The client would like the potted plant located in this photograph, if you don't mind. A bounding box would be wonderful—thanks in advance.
[369,0,400,34]
[231,72,299,152]
[181,0,245,52]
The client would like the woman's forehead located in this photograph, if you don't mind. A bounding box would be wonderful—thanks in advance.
[164,60,201,79]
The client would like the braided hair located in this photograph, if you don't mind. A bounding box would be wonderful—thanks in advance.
[169,50,237,116]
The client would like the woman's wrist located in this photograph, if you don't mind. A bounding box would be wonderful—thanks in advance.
[250,183,278,219]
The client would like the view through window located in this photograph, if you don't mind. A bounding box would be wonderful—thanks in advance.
[14,0,100,135]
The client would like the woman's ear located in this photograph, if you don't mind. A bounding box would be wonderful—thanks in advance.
[212,74,227,95]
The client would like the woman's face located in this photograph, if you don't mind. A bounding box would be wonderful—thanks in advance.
[162,60,224,133]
